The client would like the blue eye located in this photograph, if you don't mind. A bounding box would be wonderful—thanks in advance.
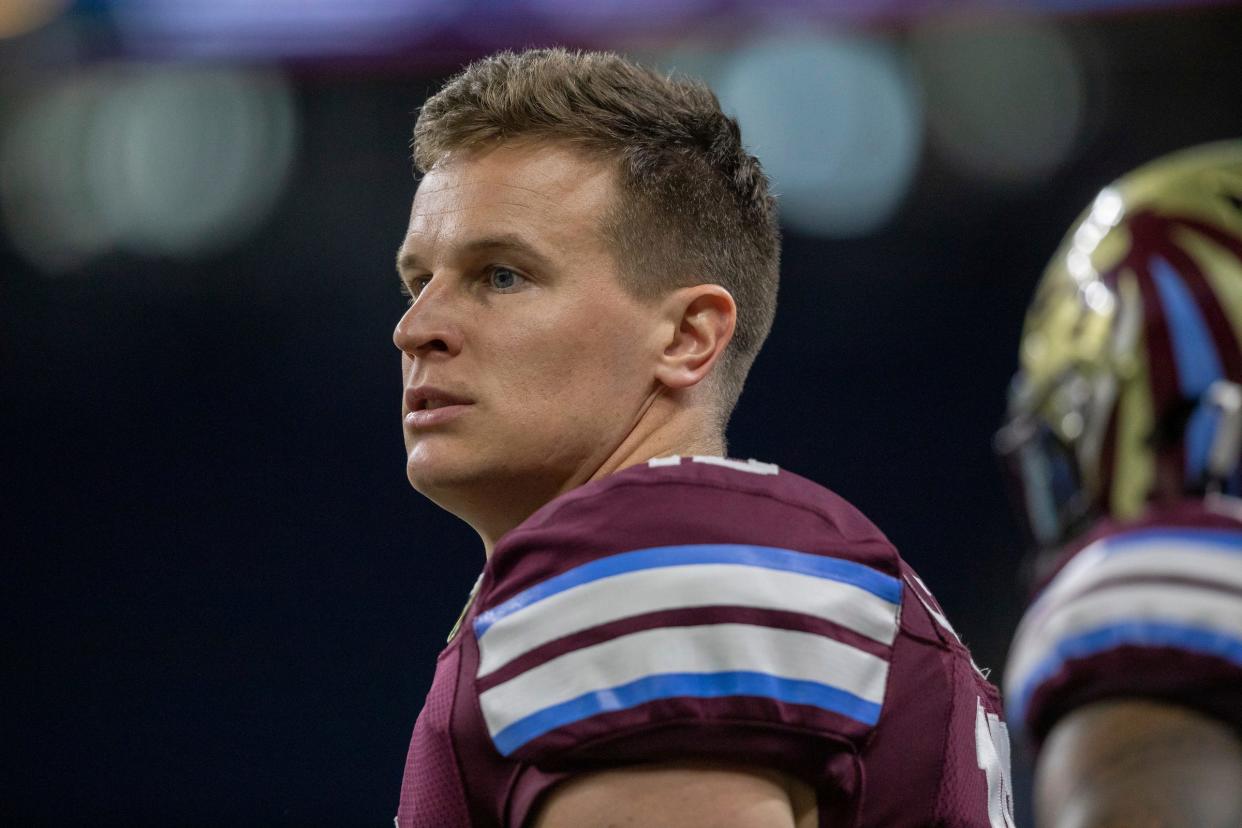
[489,267,524,292]
[401,276,431,304]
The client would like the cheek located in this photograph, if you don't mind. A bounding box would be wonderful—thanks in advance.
[587,308,654,381]
[481,289,655,417]
[537,312,650,405]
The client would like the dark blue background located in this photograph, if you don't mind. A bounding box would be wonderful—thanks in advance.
[6,6,1242,823]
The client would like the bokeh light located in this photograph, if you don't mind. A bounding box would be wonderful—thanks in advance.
[524,0,718,37]
[911,18,1086,185]
[0,0,69,40]
[1,75,116,271]
[112,0,455,59]
[715,32,922,237]
[0,66,298,273]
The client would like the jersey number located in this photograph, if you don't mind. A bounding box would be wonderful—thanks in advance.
[975,697,1016,828]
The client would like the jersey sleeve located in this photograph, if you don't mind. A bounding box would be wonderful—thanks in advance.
[470,458,904,789]
[1004,525,1242,746]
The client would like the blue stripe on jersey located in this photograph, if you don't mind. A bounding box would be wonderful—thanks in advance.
[1011,619,1242,725]
[1099,527,1242,554]
[474,543,902,638]
[490,670,883,756]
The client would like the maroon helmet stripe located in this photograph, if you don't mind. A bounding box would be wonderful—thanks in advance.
[1110,211,1180,411]
[1118,259,1179,411]
[1098,402,1119,515]
[1179,215,1242,263]
[1116,213,1185,490]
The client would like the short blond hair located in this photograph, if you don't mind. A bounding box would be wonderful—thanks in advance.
[413,48,780,423]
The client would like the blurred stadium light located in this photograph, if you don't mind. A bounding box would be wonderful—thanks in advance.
[0,0,69,39]
[0,66,297,272]
[1,0,1218,63]
[525,0,718,39]
[911,19,1086,185]
[1,74,113,271]
[111,0,455,59]
[0,0,1234,268]
[715,33,922,237]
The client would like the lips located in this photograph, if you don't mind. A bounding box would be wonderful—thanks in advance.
[403,385,473,429]
[404,385,473,412]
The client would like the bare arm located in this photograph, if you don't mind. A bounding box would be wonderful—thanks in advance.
[1035,700,1242,828]
[532,760,819,828]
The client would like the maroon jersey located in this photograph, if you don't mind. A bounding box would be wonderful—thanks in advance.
[1005,497,1242,746]
[397,457,1014,827]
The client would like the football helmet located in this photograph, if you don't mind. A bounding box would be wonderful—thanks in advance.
[996,140,1242,549]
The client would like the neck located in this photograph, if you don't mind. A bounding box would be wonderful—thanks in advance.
[472,394,724,556]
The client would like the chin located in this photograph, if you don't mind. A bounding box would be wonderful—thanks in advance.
[406,454,467,495]
[409,440,583,514]
[405,441,494,496]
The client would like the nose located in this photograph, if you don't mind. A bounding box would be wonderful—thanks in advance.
[393,281,463,358]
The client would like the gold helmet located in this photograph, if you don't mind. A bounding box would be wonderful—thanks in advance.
[996,141,1242,549]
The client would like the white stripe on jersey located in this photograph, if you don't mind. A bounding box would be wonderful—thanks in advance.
[645,455,781,474]
[1008,582,1242,689]
[477,562,900,677]
[479,622,890,738]
[1005,530,1242,721]
[1028,535,1242,624]
[690,455,780,475]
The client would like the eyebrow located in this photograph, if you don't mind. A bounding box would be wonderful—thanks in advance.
[395,233,556,279]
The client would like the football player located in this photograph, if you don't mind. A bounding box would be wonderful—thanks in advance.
[998,141,1242,827]
[393,48,1013,827]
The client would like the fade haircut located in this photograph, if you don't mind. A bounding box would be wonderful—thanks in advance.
[413,48,780,424]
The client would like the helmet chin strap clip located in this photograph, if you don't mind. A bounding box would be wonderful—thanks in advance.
[1206,380,1242,494]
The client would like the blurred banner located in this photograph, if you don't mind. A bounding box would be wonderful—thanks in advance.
[3,0,1228,270]
[1,1,1230,64]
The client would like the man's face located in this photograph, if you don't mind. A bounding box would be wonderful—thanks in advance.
[394,142,662,522]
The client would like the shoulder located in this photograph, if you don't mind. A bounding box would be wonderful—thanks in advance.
[470,456,905,780]
[488,455,900,600]
[1005,498,1242,744]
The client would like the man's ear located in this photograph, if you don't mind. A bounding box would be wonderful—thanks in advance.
[653,285,737,391]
